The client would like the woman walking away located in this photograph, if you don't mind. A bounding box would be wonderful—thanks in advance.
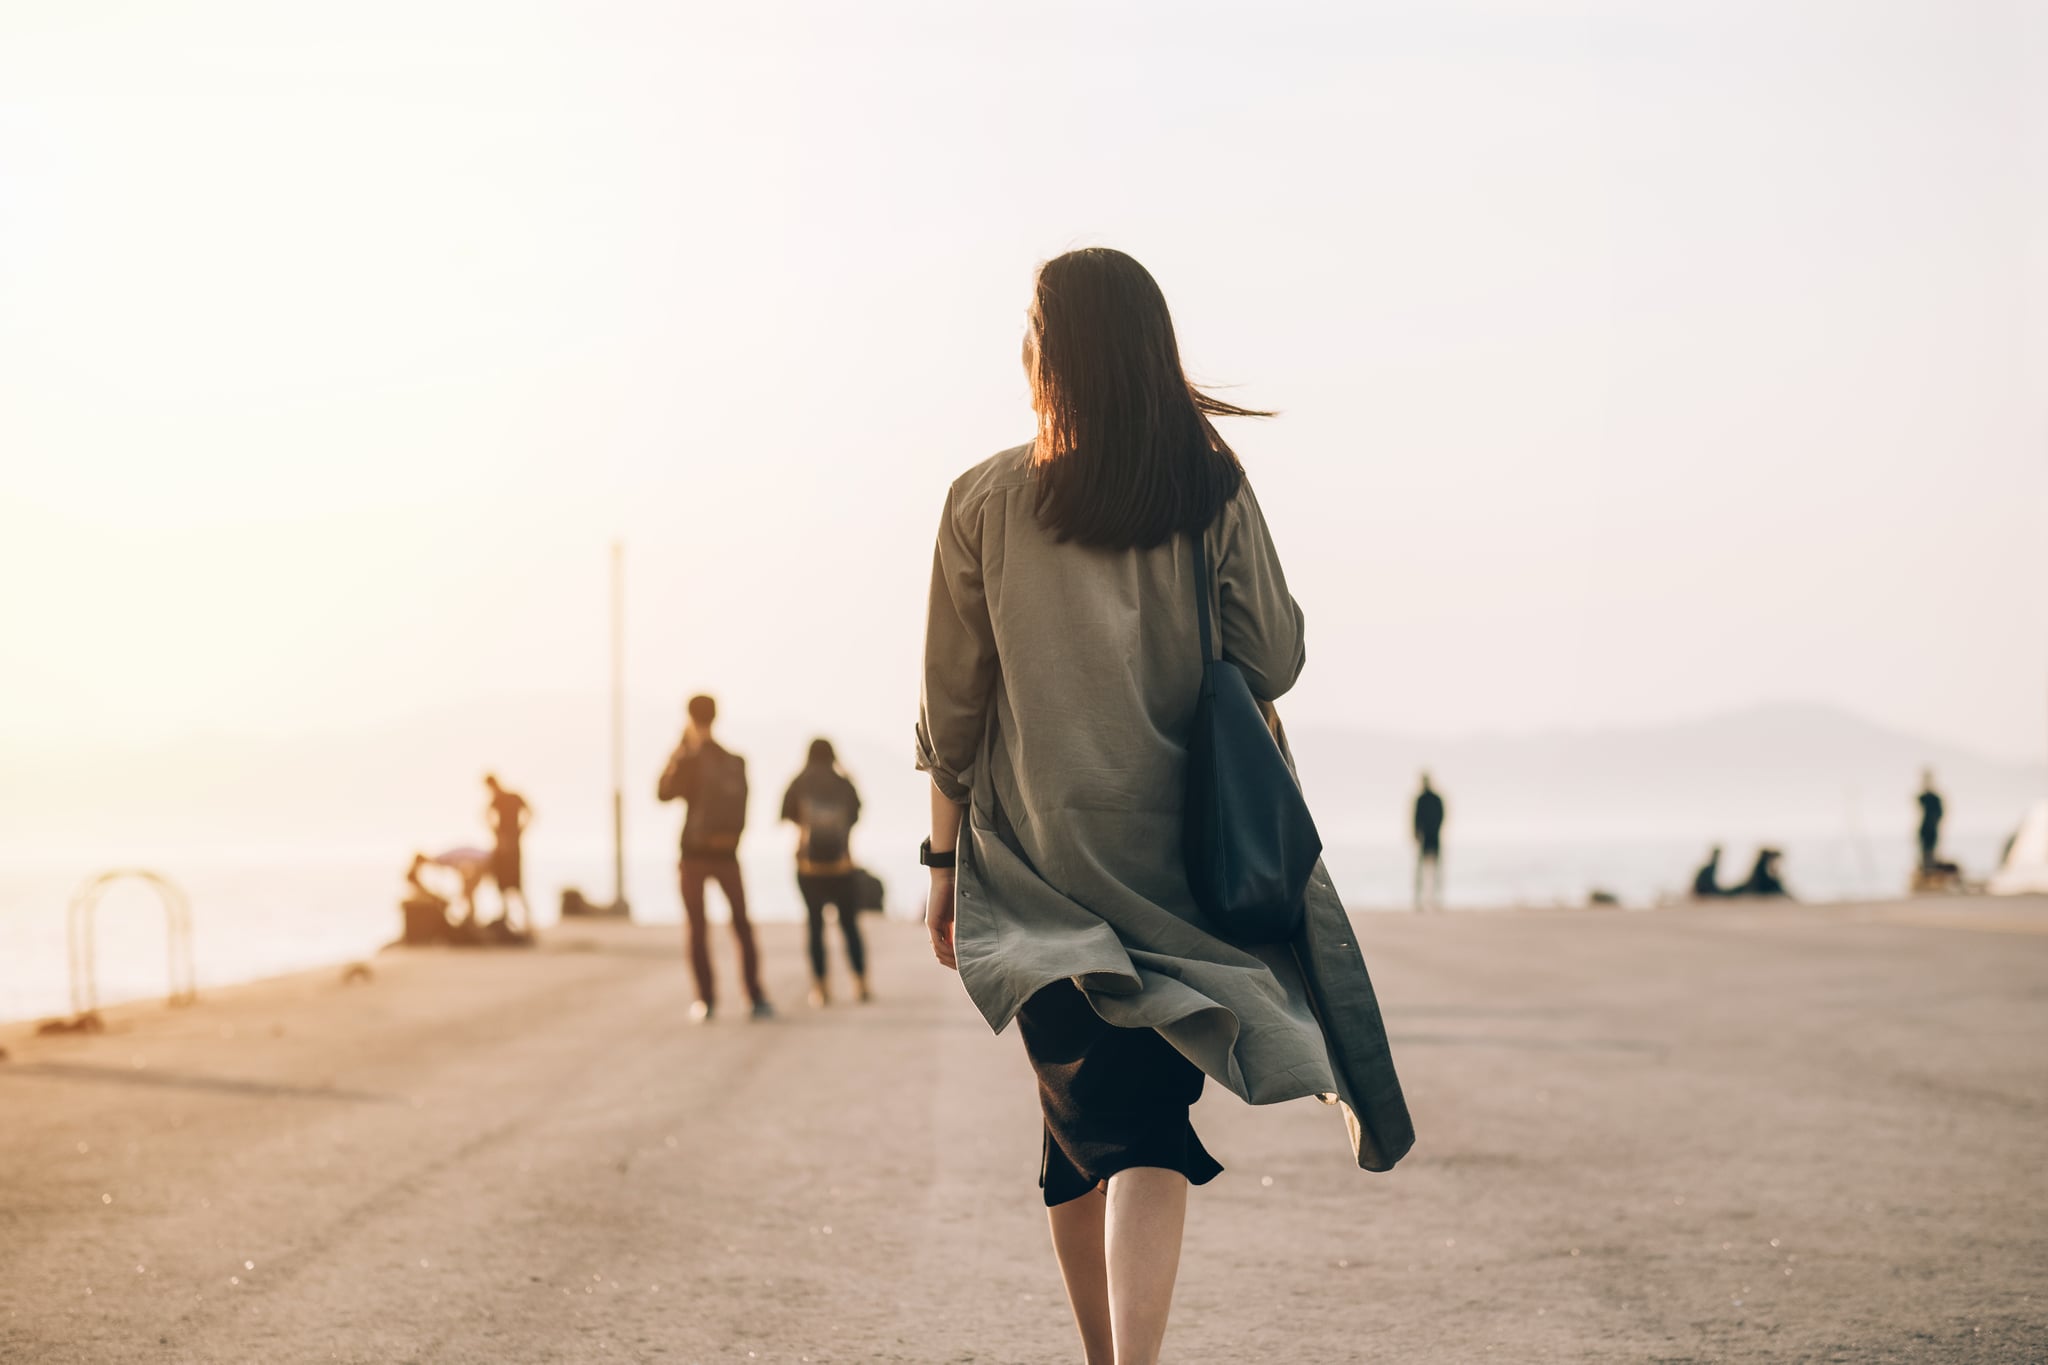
[780,739,869,1006]
[917,247,1412,1365]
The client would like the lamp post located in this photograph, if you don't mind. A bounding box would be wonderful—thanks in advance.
[610,539,629,917]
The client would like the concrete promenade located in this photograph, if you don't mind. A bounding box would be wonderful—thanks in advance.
[3,897,2045,1363]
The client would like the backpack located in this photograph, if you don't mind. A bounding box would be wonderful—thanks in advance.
[696,749,749,839]
[800,791,853,866]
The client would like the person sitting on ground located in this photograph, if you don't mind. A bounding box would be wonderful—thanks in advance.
[1691,845,1728,898]
[780,738,870,1007]
[406,848,492,925]
[1729,847,1790,899]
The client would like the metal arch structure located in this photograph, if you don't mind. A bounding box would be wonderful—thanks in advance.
[66,869,197,1019]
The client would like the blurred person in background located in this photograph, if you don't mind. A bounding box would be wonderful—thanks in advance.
[1730,847,1790,899]
[780,738,870,1006]
[1917,769,1945,873]
[483,774,531,932]
[406,848,492,928]
[658,694,772,1023]
[1691,845,1728,899]
[1413,772,1445,912]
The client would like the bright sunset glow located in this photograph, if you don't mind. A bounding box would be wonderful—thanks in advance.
[3,1,2042,869]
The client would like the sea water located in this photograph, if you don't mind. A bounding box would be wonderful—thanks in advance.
[0,830,2011,1025]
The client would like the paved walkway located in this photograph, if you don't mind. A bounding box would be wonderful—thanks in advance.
[3,898,2045,1362]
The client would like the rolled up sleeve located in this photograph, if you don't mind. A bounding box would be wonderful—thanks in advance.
[1217,482,1307,702]
[915,480,997,803]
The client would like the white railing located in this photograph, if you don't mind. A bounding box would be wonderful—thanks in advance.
[65,869,197,1020]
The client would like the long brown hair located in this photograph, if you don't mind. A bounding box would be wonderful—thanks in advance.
[1027,248,1270,550]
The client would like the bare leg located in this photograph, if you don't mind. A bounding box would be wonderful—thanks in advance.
[1047,1188,1113,1365]
[1104,1167,1188,1365]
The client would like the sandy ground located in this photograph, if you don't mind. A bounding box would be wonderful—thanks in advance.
[3,896,2045,1364]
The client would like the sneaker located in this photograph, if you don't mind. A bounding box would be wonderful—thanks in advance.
[749,1000,776,1022]
[688,1000,714,1025]
[854,974,873,1004]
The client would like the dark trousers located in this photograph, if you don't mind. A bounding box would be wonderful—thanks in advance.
[1918,827,1939,871]
[679,857,765,1007]
[1414,839,1443,911]
[797,873,866,981]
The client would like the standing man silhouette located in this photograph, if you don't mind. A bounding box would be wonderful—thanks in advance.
[1413,772,1445,912]
[483,774,531,932]
[658,695,773,1022]
[1916,769,1945,874]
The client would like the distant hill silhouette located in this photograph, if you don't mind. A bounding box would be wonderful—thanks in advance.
[4,698,2039,858]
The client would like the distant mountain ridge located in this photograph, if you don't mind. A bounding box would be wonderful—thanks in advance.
[4,698,2040,856]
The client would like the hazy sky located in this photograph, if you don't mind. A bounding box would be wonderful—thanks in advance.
[4,0,2044,794]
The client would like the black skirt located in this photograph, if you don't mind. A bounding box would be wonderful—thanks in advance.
[1017,979,1223,1207]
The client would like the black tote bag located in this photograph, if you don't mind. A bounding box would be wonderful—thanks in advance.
[1181,533,1323,943]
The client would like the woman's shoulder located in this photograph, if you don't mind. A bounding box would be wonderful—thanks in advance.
[945,440,1036,512]
[1216,470,1275,539]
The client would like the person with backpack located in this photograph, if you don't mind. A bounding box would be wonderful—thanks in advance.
[657,694,772,1022]
[780,738,870,1007]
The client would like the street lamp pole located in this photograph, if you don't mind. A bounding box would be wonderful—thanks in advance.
[610,539,628,916]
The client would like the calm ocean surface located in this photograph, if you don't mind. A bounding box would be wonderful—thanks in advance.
[0,830,2009,1025]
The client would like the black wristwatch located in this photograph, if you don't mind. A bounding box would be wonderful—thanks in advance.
[919,838,956,870]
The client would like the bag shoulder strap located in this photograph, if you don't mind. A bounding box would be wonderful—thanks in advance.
[1191,528,1216,664]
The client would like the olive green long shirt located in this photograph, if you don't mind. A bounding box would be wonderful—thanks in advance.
[917,443,1413,1170]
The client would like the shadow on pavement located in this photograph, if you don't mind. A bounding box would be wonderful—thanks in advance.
[1,1060,394,1103]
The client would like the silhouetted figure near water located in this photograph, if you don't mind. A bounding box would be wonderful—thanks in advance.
[484,774,531,932]
[1691,845,1728,898]
[781,738,869,1007]
[1413,773,1445,912]
[658,695,772,1023]
[1917,769,1945,873]
[1729,848,1790,899]
[1910,769,1966,892]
